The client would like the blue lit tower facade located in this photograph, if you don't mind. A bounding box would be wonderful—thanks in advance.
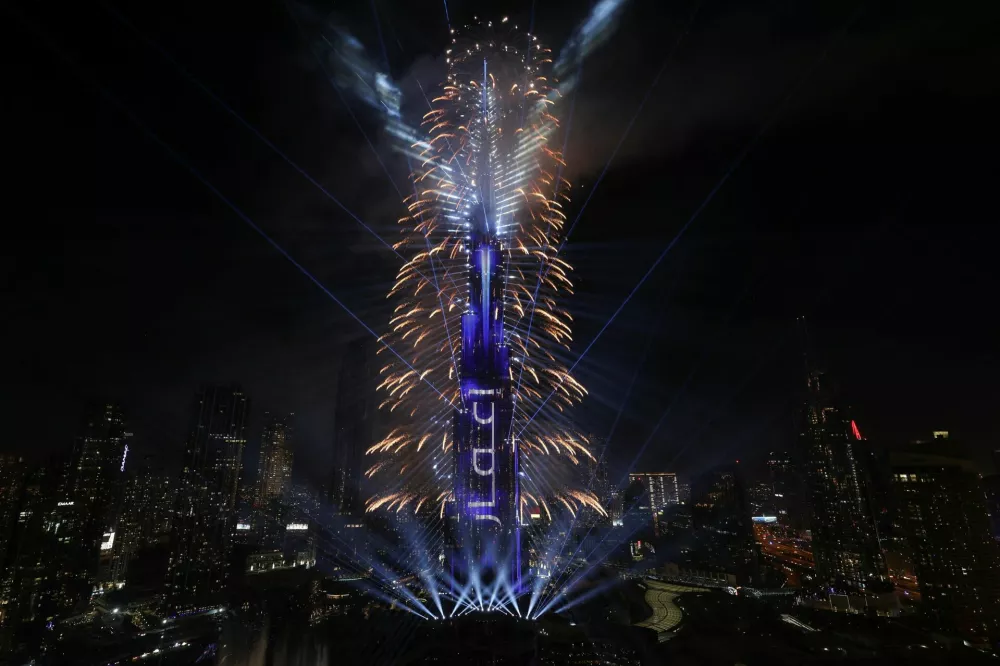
[374,18,590,599]
[452,230,520,588]
[449,40,523,588]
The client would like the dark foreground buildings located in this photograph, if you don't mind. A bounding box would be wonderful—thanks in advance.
[688,465,759,584]
[166,385,249,611]
[892,446,1000,641]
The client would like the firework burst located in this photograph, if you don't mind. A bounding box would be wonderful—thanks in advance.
[366,17,604,522]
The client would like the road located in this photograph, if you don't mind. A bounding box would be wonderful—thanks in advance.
[635,580,704,641]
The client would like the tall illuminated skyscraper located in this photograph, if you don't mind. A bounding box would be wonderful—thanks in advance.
[166,385,248,610]
[452,231,520,587]
[628,473,679,512]
[257,412,294,504]
[800,370,887,591]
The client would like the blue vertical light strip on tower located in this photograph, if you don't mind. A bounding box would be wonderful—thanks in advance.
[482,247,490,353]
[449,51,523,597]
[453,232,519,590]
[482,57,491,232]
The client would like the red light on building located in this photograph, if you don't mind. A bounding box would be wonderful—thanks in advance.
[851,420,862,440]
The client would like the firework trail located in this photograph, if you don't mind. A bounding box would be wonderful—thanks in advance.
[365,17,604,522]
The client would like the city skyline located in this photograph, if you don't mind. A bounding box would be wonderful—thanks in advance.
[2,0,999,660]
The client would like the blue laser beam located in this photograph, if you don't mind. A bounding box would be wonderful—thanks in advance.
[18,14,453,406]
[512,0,702,438]
[560,0,703,248]
[99,2,453,288]
[517,1,864,439]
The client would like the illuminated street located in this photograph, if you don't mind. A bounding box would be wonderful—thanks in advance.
[635,580,705,641]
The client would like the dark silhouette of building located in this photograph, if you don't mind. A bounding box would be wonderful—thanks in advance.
[985,474,1000,542]
[166,385,249,611]
[629,472,679,535]
[121,457,176,549]
[688,464,759,584]
[44,403,132,605]
[892,445,1000,641]
[0,463,57,656]
[0,456,26,583]
[0,455,28,631]
[107,456,177,591]
[331,339,379,517]
[766,450,806,530]
[586,436,611,523]
[800,370,887,591]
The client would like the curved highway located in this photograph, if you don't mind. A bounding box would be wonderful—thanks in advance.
[635,580,704,641]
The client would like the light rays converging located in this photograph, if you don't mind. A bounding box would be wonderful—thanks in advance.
[33,0,669,623]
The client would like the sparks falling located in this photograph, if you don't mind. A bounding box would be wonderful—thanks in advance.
[366,17,605,522]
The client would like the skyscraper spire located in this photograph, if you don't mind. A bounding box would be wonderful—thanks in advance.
[797,332,887,592]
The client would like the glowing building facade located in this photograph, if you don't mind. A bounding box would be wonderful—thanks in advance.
[257,412,294,503]
[451,232,520,586]
[629,473,679,513]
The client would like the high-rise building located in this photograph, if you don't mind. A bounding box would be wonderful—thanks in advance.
[112,457,176,582]
[586,436,610,507]
[0,455,27,628]
[892,447,1000,641]
[800,370,887,591]
[748,480,775,517]
[166,385,249,610]
[628,473,679,514]
[257,413,294,504]
[47,403,131,601]
[450,231,520,588]
[676,481,691,504]
[0,464,55,653]
[0,456,25,578]
[688,464,759,584]
[331,339,378,517]
[766,450,806,530]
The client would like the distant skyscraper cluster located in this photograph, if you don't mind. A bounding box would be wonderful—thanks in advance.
[628,472,679,513]
[615,340,1000,645]
[2,327,1000,653]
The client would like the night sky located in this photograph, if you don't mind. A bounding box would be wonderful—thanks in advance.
[3,0,998,484]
